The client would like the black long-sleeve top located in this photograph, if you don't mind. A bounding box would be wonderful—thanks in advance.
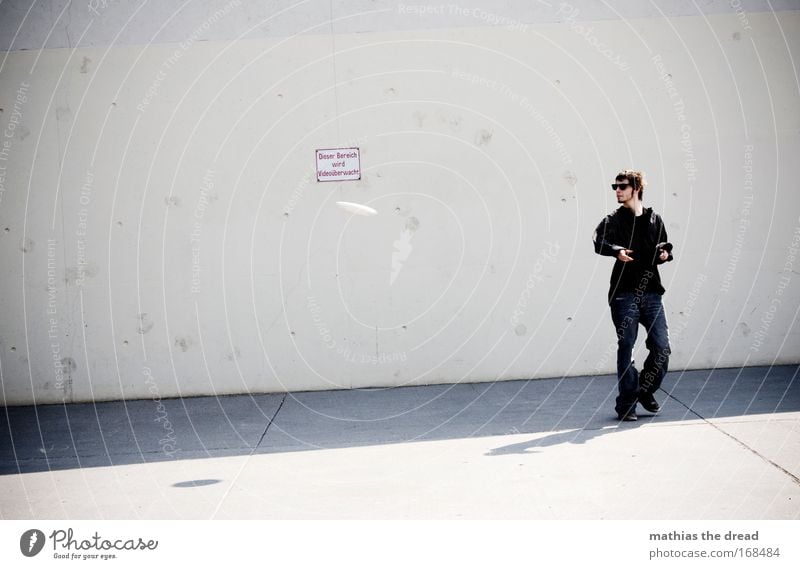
[593,206,674,303]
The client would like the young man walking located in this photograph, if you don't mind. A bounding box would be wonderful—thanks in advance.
[593,170,674,421]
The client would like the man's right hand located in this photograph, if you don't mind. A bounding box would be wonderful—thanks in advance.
[617,249,634,262]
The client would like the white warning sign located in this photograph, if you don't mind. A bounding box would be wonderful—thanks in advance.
[316,147,361,182]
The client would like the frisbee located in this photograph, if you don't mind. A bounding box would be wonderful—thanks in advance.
[335,201,378,216]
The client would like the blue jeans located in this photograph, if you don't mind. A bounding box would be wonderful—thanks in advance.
[610,292,671,416]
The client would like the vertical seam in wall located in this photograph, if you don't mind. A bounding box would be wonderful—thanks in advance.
[64,2,73,50]
[55,71,74,404]
[329,0,341,142]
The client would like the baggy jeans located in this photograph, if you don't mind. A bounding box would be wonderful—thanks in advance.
[610,292,671,416]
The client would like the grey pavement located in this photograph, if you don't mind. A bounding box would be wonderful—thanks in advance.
[1,365,799,519]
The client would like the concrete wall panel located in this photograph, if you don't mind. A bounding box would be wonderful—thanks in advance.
[1,3,798,404]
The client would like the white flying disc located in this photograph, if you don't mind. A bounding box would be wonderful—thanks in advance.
[335,201,378,216]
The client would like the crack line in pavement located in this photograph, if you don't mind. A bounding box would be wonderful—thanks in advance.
[210,394,288,519]
[254,394,288,450]
[664,390,800,486]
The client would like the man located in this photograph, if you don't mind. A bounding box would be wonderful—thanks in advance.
[593,170,673,421]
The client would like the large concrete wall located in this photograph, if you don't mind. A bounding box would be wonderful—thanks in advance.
[1,1,799,405]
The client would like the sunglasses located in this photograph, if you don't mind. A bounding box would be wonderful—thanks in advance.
[611,183,633,191]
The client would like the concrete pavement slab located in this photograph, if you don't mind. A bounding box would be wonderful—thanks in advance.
[3,415,798,519]
[259,373,692,454]
[0,455,252,519]
[213,418,800,519]
[1,365,798,519]
[661,366,799,419]
[701,415,800,479]
[0,394,284,474]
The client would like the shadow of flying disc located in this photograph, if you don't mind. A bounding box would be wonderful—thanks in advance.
[172,479,222,488]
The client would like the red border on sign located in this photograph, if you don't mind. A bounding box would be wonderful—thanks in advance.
[315,147,361,182]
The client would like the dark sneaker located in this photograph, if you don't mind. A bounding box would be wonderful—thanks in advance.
[639,392,660,413]
[618,411,638,422]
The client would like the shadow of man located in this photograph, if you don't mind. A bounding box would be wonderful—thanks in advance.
[485,418,650,456]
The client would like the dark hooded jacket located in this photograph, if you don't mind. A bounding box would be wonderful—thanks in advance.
[593,206,674,303]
